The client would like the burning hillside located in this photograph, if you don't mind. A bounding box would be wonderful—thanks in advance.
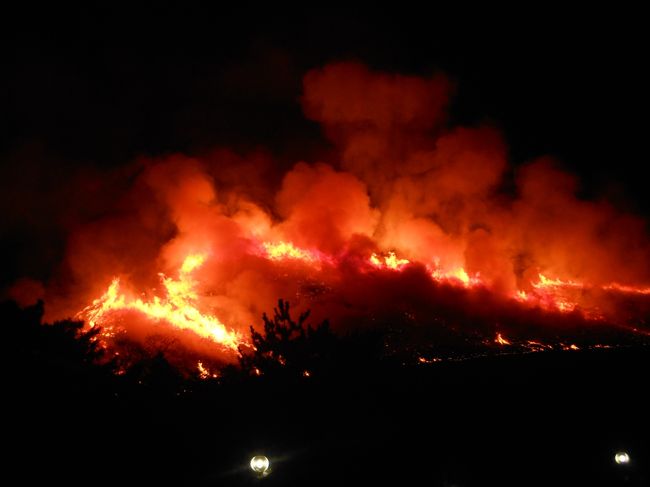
[10,62,650,368]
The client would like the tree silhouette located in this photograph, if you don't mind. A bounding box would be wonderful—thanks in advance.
[2,299,114,378]
[238,299,336,378]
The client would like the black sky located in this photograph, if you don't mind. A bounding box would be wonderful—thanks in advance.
[1,4,648,286]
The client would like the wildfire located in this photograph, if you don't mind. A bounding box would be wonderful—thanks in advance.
[78,253,243,351]
[524,273,650,313]
[77,240,650,363]
[368,251,482,289]
[364,249,650,314]
[261,242,649,316]
[52,62,650,370]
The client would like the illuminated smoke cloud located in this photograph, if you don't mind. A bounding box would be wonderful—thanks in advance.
[10,62,650,366]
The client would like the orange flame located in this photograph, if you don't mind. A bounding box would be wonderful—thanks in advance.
[495,333,511,345]
[369,251,410,270]
[78,253,243,351]
[78,239,650,357]
[602,283,650,295]
[533,274,582,290]
[429,265,480,288]
[197,360,219,379]
[262,241,320,263]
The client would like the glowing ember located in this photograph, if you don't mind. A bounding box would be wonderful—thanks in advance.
[197,360,219,379]
[78,254,243,351]
[525,340,552,351]
[554,299,576,313]
[418,356,442,364]
[495,333,511,346]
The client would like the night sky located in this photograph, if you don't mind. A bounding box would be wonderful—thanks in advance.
[2,5,648,286]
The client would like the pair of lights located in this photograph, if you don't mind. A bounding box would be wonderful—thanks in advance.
[249,452,631,476]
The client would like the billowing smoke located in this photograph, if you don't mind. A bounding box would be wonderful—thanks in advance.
[9,62,650,366]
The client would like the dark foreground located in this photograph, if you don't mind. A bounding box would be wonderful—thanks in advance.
[4,301,648,486]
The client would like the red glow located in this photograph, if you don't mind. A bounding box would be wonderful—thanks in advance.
[78,253,244,353]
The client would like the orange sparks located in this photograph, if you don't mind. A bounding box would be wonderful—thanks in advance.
[78,253,243,351]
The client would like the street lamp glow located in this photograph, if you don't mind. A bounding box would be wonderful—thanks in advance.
[250,455,270,474]
[615,452,630,465]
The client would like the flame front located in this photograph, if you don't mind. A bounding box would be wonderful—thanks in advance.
[262,241,320,263]
[79,254,242,351]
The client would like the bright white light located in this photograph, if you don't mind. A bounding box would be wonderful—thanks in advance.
[615,452,630,465]
[250,455,270,474]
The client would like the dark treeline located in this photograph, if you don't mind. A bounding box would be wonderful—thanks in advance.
[3,299,649,486]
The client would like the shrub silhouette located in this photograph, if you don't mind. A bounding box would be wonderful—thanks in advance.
[236,299,390,382]
[238,299,336,378]
[2,299,113,375]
